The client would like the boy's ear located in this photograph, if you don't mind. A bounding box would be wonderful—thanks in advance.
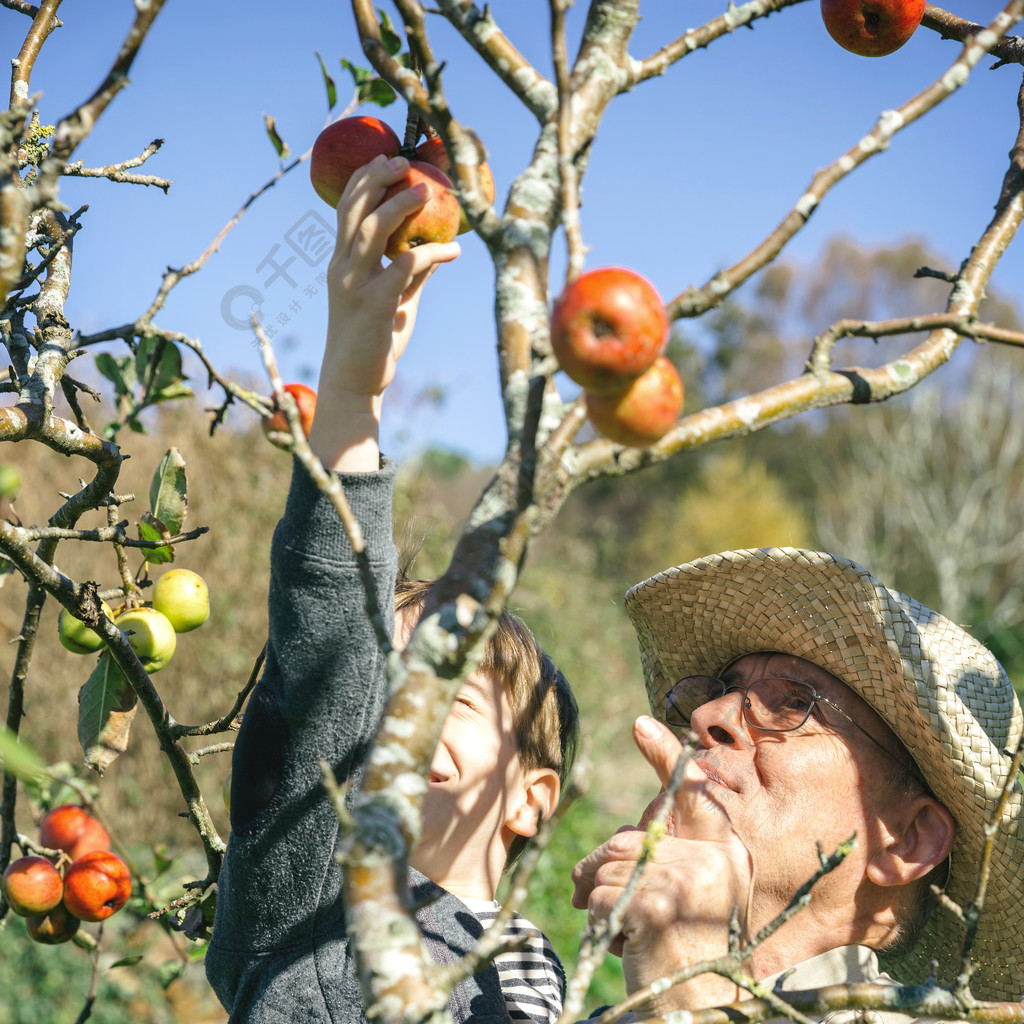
[505,768,560,838]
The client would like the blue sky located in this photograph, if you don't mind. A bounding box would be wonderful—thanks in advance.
[11,1,1023,462]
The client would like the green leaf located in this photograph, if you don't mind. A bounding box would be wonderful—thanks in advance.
[0,727,46,783]
[314,51,337,110]
[94,353,133,396]
[152,843,175,876]
[377,7,402,55]
[341,58,372,87]
[138,512,174,565]
[153,381,194,403]
[362,80,397,107]
[157,960,187,989]
[77,652,139,773]
[149,448,187,537]
[341,59,397,108]
[152,340,185,393]
[21,761,93,809]
[135,332,158,374]
[263,113,289,159]
[109,954,145,969]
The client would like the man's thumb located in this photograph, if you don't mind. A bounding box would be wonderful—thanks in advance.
[632,715,687,787]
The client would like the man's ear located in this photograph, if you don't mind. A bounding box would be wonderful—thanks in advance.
[505,768,560,838]
[866,794,956,887]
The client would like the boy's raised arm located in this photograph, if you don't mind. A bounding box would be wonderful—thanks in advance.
[309,154,461,473]
[205,156,460,1023]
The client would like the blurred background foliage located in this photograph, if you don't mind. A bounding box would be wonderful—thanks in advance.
[2,237,1023,1019]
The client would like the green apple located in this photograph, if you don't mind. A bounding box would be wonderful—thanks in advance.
[152,569,210,633]
[114,607,177,672]
[58,601,114,654]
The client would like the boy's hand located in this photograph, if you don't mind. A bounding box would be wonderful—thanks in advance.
[309,155,461,471]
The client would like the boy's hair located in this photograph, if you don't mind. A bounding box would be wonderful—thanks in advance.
[395,576,580,868]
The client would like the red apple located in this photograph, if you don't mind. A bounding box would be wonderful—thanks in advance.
[62,850,132,922]
[820,0,924,57]
[381,162,461,261]
[3,856,64,917]
[27,902,81,944]
[550,268,669,393]
[414,136,496,234]
[310,116,401,208]
[261,383,318,449]
[39,805,110,861]
[585,355,684,447]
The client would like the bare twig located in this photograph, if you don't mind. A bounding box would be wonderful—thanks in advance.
[1,0,43,18]
[187,742,235,765]
[952,738,1024,996]
[551,0,586,282]
[63,138,170,190]
[923,4,1024,67]
[634,0,809,84]
[171,644,265,739]
[9,0,62,106]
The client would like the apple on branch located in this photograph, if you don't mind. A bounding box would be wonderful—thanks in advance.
[414,136,496,235]
[380,162,461,260]
[153,568,210,633]
[309,118,460,260]
[550,267,669,393]
[310,115,401,208]
[62,850,132,922]
[820,0,925,57]
[39,805,111,861]
[585,355,684,447]
[2,856,64,917]
[261,382,318,450]
[114,606,177,673]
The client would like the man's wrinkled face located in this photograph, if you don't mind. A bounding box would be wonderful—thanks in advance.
[645,652,911,924]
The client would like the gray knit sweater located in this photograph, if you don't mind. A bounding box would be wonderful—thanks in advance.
[205,459,512,1023]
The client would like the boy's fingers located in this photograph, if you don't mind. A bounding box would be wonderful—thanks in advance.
[335,156,421,263]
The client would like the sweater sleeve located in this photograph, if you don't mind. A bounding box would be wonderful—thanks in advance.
[205,457,399,1020]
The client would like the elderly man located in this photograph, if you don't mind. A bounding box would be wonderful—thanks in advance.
[573,547,1024,1016]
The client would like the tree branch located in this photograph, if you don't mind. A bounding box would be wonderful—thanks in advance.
[633,0,809,85]
[923,4,1024,67]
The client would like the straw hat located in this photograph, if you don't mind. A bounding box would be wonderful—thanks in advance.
[624,547,1024,1002]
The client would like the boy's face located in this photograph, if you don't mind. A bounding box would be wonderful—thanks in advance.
[414,669,530,892]
[395,606,544,900]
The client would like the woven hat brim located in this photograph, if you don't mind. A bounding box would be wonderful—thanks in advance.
[624,547,1024,1002]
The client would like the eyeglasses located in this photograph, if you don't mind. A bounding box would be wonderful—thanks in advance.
[665,675,922,779]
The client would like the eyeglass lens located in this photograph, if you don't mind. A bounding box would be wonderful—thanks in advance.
[667,675,818,733]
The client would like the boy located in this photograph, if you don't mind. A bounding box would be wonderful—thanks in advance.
[394,576,578,1020]
[205,154,579,1024]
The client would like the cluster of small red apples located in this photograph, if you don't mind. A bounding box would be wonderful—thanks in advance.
[2,805,131,944]
[820,0,925,57]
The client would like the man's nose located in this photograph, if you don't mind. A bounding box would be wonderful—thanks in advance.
[690,689,753,748]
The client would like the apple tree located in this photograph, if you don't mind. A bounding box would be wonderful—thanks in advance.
[2,1,1024,1022]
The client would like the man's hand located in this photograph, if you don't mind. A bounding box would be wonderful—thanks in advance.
[309,155,461,472]
[571,716,753,1013]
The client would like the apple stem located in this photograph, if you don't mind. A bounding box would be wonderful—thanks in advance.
[401,50,425,154]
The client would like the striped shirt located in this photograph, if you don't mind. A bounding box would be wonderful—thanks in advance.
[462,898,565,1024]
